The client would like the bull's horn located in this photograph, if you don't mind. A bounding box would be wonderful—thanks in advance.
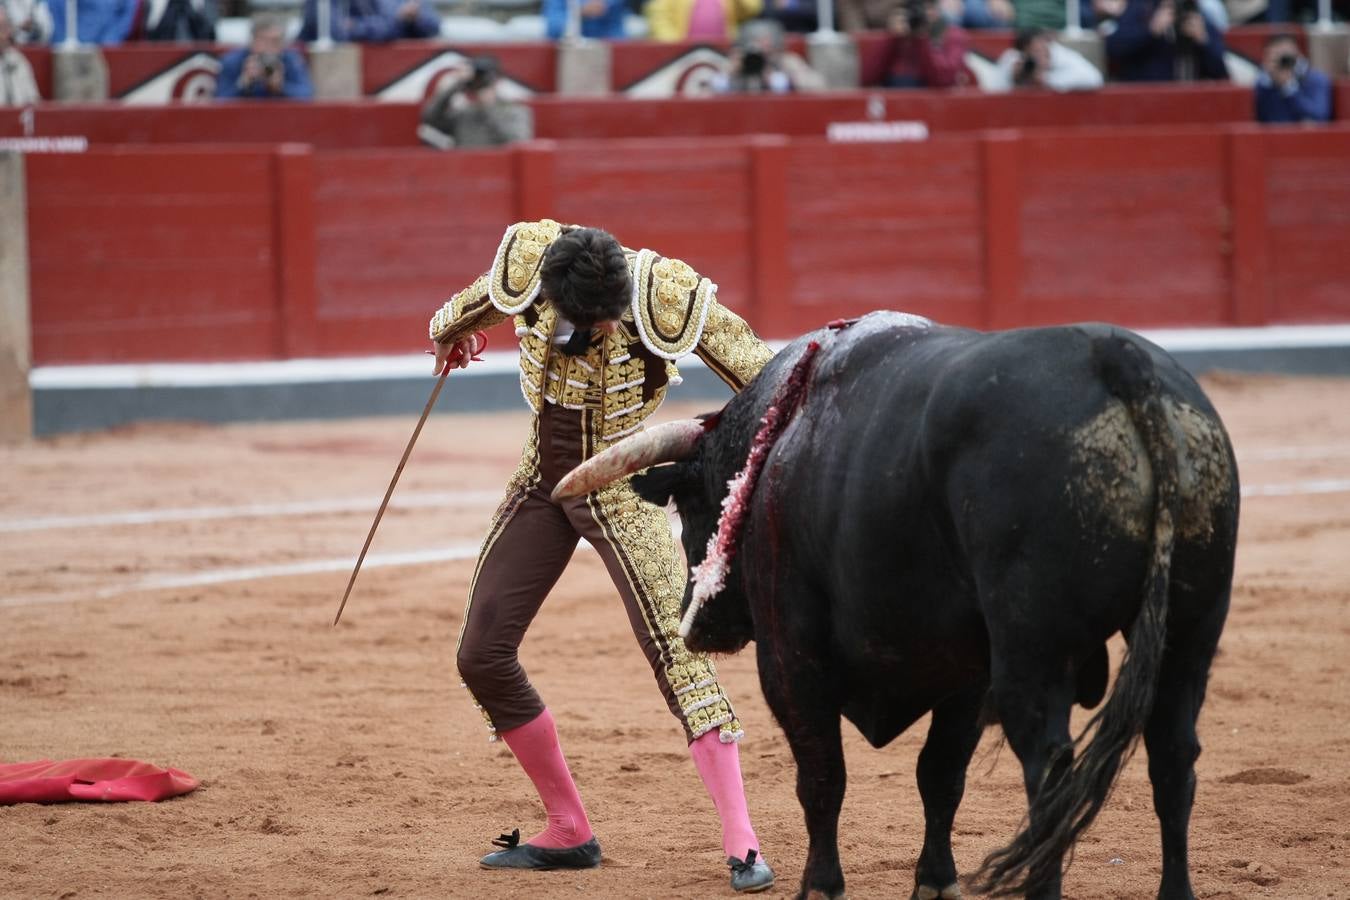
[551,419,704,500]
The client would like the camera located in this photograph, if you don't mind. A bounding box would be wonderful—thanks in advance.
[257,53,280,78]
[740,49,767,78]
[903,0,928,31]
[465,56,499,93]
[1277,52,1298,69]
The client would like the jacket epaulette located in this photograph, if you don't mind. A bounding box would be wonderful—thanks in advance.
[488,219,565,314]
[629,249,716,361]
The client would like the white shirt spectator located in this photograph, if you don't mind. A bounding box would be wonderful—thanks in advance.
[992,37,1104,92]
[1,0,52,43]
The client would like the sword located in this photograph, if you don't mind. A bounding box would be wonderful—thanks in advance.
[333,332,487,626]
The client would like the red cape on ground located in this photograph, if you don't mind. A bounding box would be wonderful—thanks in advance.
[0,759,199,804]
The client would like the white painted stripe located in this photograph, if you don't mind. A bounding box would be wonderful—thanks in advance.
[0,490,504,533]
[1241,479,1350,498]
[1237,445,1350,462]
[0,541,598,609]
[27,325,1350,391]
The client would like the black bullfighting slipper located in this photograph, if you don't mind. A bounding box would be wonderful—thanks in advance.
[728,849,775,893]
[478,828,602,871]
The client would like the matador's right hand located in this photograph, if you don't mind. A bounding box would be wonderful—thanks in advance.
[432,331,488,375]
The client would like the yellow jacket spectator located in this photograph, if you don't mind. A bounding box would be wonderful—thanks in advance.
[646,0,762,42]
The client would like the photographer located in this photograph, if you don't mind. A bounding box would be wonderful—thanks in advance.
[711,20,821,94]
[0,7,39,105]
[1104,0,1227,82]
[994,26,1103,91]
[1254,33,1331,124]
[215,15,313,100]
[883,0,972,88]
[419,56,534,150]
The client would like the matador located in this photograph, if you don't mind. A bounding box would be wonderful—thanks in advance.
[428,220,776,892]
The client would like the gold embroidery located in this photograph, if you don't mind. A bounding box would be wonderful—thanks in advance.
[631,250,716,360]
[489,220,564,314]
[695,301,774,391]
[590,478,743,743]
[429,274,507,345]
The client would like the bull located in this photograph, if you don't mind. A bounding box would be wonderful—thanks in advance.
[555,312,1239,900]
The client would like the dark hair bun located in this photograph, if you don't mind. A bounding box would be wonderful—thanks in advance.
[541,228,632,328]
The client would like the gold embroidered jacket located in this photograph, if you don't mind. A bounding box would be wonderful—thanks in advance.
[429,220,773,444]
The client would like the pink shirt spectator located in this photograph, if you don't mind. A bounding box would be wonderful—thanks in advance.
[686,0,728,39]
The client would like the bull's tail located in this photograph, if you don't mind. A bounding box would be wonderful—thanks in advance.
[973,334,1182,897]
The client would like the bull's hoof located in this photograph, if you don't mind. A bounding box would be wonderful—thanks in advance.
[911,883,961,900]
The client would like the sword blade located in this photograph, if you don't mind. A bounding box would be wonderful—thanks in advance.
[333,365,451,625]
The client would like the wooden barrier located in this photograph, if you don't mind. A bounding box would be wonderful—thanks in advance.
[1,84,1266,149]
[22,126,1350,365]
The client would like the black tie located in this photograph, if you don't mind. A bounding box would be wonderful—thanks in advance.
[560,328,593,357]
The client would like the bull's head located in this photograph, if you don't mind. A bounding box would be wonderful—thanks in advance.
[551,420,755,654]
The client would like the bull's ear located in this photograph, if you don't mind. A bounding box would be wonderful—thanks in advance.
[631,464,686,508]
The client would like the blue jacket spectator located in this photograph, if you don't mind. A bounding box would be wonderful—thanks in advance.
[543,0,626,39]
[1254,34,1331,123]
[299,0,438,42]
[49,0,137,44]
[1105,0,1228,81]
[216,15,313,99]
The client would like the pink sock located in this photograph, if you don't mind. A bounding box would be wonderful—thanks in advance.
[689,730,761,861]
[499,708,594,849]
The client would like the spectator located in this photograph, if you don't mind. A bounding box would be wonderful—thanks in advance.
[1104,0,1228,81]
[299,0,438,42]
[139,0,217,40]
[761,0,817,32]
[645,0,762,41]
[711,19,824,92]
[0,7,39,104]
[882,0,972,88]
[216,15,313,99]
[1014,0,1093,29]
[419,56,534,148]
[959,0,1014,28]
[49,0,138,44]
[543,0,626,38]
[1,0,52,43]
[992,26,1104,90]
[1254,33,1331,124]
[838,0,899,30]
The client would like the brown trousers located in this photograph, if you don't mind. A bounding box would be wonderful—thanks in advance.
[455,402,742,744]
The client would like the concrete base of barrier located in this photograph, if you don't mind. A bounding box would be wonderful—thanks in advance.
[52,46,109,102]
[807,31,860,89]
[0,152,32,443]
[557,38,611,96]
[28,329,1350,436]
[310,44,363,100]
[1307,25,1350,78]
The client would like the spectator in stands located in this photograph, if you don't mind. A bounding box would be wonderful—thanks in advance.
[645,0,762,42]
[299,0,439,42]
[543,0,627,39]
[216,14,313,99]
[1104,0,1228,81]
[761,0,817,32]
[419,55,534,148]
[992,26,1104,90]
[0,7,39,104]
[1014,0,1093,29]
[49,0,138,44]
[711,19,824,92]
[959,0,1015,28]
[1254,33,1331,124]
[1,0,51,43]
[882,0,972,88]
[139,0,217,40]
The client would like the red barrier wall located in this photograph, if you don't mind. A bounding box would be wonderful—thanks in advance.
[1,85,1267,149]
[24,127,1350,365]
[26,147,284,363]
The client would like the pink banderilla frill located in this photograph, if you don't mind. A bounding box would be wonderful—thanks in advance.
[679,339,824,639]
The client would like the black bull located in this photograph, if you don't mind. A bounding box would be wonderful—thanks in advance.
[558,313,1240,900]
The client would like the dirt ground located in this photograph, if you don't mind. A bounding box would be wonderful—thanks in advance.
[2,374,1349,900]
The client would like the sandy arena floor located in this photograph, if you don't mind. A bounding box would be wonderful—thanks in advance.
[2,374,1349,899]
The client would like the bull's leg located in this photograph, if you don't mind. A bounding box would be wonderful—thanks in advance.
[989,656,1076,900]
[757,642,846,900]
[911,686,985,900]
[1143,594,1227,900]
